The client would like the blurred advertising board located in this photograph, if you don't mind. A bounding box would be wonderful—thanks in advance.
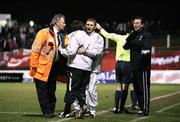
[0,49,180,83]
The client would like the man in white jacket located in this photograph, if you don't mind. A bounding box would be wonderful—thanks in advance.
[79,18,104,118]
[58,18,104,119]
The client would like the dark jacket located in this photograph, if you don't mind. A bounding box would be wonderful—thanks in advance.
[123,28,152,70]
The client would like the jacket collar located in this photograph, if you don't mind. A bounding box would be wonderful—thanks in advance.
[49,24,55,36]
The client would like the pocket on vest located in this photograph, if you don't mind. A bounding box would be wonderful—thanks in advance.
[37,60,48,74]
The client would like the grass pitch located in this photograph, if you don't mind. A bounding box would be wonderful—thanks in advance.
[0,83,180,122]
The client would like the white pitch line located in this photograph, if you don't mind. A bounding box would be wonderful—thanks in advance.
[50,118,72,122]
[0,111,41,115]
[156,102,180,113]
[128,90,180,122]
[150,91,180,101]
[96,110,111,115]
[130,116,150,122]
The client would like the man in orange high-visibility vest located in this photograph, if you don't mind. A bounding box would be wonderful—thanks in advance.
[29,13,68,118]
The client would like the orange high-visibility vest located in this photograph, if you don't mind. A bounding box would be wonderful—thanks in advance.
[29,27,68,83]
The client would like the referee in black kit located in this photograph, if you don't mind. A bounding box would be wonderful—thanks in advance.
[123,16,152,116]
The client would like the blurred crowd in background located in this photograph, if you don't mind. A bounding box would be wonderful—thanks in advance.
[0,18,179,52]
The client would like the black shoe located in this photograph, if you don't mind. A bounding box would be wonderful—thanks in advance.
[138,111,148,116]
[84,109,91,117]
[44,113,54,118]
[113,108,119,114]
[58,112,71,118]
[89,114,95,118]
[119,109,129,114]
[69,109,78,117]
[132,105,139,110]
[74,105,87,119]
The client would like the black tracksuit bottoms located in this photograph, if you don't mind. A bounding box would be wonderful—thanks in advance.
[64,67,91,106]
[132,69,151,114]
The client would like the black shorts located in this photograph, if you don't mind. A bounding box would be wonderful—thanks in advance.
[115,61,132,84]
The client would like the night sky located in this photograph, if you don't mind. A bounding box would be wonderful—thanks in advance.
[1,0,179,28]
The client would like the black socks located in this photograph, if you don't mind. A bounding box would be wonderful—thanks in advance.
[120,90,128,110]
[114,90,121,109]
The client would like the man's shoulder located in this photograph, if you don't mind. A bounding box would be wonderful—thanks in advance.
[68,30,86,40]
[37,28,49,34]
[38,28,48,32]
[70,30,86,36]
[94,32,104,39]
[36,28,49,36]
[75,30,85,34]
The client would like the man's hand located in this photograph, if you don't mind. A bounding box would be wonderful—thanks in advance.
[96,23,102,30]
[58,45,62,50]
[141,50,150,55]
[77,46,85,54]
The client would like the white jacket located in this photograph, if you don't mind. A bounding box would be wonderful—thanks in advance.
[59,30,104,71]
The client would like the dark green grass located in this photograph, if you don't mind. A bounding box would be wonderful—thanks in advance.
[0,83,180,122]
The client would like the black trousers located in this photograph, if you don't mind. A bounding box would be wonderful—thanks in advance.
[132,69,150,114]
[34,62,58,115]
[64,67,91,106]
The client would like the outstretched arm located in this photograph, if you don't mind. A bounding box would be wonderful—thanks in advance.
[96,23,119,43]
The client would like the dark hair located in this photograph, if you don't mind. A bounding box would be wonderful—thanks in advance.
[133,16,144,25]
[70,20,84,32]
[50,13,66,26]
[86,18,97,25]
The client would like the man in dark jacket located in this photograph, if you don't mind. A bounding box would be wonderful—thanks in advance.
[123,16,152,116]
